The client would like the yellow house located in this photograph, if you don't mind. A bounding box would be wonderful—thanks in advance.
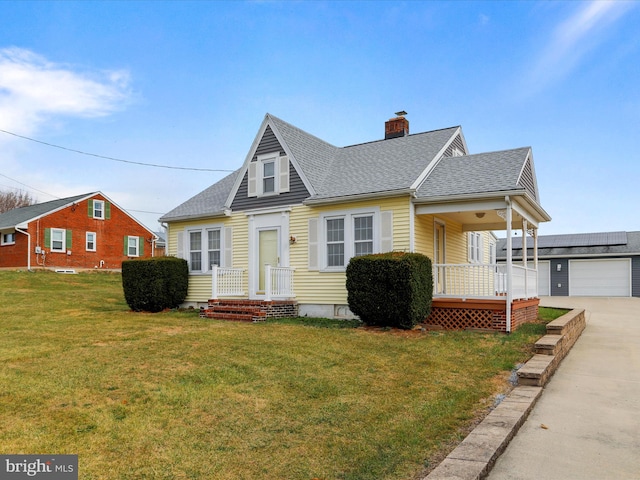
[160,113,551,332]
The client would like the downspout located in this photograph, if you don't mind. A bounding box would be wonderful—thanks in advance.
[15,226,31,271]
[505,196,513,333]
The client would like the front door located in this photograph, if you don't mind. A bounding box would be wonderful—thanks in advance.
[248,211,289,299]
[258,229,279,293]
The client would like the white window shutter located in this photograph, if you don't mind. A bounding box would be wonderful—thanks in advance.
[279,155,290,193]
[224,226,233,267]
[479,234,484,263]
[248,162,257,197]
[380,211,393,252]
[176,231,184,259]
[308,218,319,271]
[468,233,473,262]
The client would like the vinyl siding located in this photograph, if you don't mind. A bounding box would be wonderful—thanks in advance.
[167,214,249,304]
[633,257,640,297]
[230,161,309,210]
[413,214,469,264]
[292,196,411,305]
[442,134,467,156]
[550,259,569,296]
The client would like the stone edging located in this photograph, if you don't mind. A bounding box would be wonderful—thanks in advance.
[422,308,586,480]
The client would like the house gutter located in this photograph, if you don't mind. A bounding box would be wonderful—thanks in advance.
[15,225,31,271]
[304,188,416,206]
[159,209,230,224]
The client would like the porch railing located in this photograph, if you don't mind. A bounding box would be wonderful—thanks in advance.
[211,266,246,299]
[433,263,537,300]
[264,265,295,301]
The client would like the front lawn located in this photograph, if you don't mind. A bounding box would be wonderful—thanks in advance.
[0,270,556,479]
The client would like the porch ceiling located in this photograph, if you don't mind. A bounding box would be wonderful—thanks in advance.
[414,193,551,231]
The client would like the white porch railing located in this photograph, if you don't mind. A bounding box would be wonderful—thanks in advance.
[264,265,295,301]
[433,263,537,301]
[211,266,245,299]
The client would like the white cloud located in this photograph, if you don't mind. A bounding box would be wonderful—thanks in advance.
[525,1,635,95]
[0,47,131,136]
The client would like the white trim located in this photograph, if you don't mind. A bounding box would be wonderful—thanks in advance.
[51,228,66,253]
[86,232,97,252]
[248,211,290,299]
[410,126,462,190]
[1,231,16,246]
[318,206,381,272]
[93,199,105,220]
[126,236,140,257]
[185,223,225,274]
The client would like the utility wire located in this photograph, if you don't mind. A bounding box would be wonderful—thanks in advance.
[0,128,235,172]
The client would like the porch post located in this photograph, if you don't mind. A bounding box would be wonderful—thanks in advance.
[506,198,513,333]
[212,265,218,300]
[522,219,528,269]
[265,264,272,302]
[533,228,539,297]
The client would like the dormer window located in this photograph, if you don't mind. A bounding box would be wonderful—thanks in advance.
[262,159,276,194]
[247,153,290,198]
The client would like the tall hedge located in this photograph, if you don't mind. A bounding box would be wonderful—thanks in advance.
[346,252,433,329]
[122,256,189,312]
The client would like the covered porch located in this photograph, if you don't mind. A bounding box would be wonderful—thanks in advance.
[417,193,550,332]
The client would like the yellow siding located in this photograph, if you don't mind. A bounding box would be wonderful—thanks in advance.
[291,196,411,305]
[414,214,467,264]
[166,214,249,304]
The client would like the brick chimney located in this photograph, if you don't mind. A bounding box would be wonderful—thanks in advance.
[385,111,409,139]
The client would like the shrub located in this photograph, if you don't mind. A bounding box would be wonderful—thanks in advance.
[122,257,189,312]
[346,252,433,329]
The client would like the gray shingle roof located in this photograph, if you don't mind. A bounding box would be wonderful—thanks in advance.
[159,170,239,222]
[161,114,542,221]
[0,193,91,230]
[416,147,531,199]
[496,231,640,259]
[310,127,459,200]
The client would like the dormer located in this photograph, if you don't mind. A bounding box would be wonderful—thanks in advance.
[248,152,290,198]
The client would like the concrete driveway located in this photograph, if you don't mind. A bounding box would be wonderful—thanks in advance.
[488,297,640,479]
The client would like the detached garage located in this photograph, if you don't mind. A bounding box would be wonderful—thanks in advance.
[569,259,631,296]
[497,231,640,298]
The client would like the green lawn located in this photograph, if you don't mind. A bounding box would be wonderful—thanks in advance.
[0,270,558,479]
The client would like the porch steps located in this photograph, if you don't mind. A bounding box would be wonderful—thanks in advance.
[203,300,267,322]
[517,308,586,387]
[202,299,299,323]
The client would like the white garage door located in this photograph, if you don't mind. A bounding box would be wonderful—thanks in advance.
[538,261,550,296]
[569,259,631,296]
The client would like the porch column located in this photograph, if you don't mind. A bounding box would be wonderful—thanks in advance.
[533,228,538,270]
[506,198,513,333]
[522,219,528,269]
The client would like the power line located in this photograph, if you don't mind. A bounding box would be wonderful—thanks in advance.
[0,128,235,172]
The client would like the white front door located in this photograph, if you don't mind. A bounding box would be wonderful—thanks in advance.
[248,211,289,299]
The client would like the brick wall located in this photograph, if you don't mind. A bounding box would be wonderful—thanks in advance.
[0,194,154,270]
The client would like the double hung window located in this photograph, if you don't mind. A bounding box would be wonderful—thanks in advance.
[323,211,376,269]
[86,232,96,251]
[1,232,15,245]
[187,227,223,272]
[51,229,66,252]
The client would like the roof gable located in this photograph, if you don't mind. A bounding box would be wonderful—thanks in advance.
[416,147,533,199]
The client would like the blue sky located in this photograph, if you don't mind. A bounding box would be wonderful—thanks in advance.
[0,0,638,235]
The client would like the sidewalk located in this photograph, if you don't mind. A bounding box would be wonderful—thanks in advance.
[487,297,640,480]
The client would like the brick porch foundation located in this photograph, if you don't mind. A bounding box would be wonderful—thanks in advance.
[425,298,540,332]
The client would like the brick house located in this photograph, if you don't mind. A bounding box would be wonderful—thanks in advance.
[0,192,157,271]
